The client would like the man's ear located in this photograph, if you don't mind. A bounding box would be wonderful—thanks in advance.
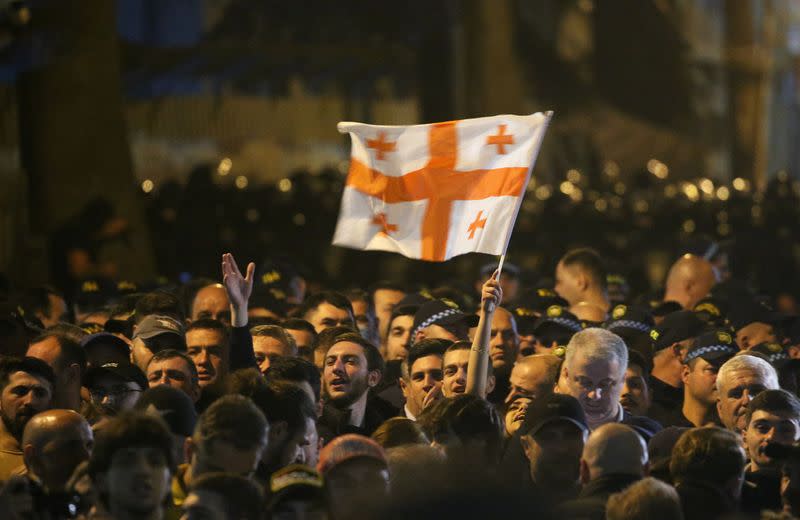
[681,364,691,385]
[398,377,409,399]
[577,271,589,292]
[486,375,496,396]
[367,369,381,388]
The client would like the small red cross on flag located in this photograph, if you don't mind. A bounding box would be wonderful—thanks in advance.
[333,112,552,261]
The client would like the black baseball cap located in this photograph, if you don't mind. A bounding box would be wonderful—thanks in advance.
[411,299,478,339]
[531,305,583,335]
[390,293,431,323]
[650,310,708,351]
[693,297,731,327]
[84,361,148,392]
[519,393,588,437]
[683,329,739,368]
[604,305,655,335]
[749,341,790,367]
[727,298,785,331]
[81,332,130,357]
[135,385,198,437]
[515,288,569,316]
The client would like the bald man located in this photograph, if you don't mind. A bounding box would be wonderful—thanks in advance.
[505,354,562,405]
[487,307,520,404]
[558,423,648,520]
[191,284,230,324]
[663,254,717,310]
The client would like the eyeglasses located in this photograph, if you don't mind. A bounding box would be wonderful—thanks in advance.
[90,386,141,401]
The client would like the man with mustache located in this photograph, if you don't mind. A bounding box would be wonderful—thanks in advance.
[0,356,54,481]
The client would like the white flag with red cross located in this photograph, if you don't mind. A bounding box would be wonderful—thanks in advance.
[332,112,552,262]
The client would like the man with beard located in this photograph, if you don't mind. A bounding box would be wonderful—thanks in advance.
[0,357,54,481]
[88,412,176,520]
[716,355,779,433]
[318,331,396,442]
[620,351,652,418]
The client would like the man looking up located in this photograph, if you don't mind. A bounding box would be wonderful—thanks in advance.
[26,331,86,411]
[0,357,54,481]
[716,354,779,433]
[662,254,717,310]
[554,248,610,313]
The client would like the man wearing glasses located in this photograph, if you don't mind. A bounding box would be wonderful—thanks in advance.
[84,361,147,423]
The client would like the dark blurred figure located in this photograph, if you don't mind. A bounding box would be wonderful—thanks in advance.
[175,165,224,279]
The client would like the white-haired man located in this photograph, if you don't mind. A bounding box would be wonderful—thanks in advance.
[716,354,779,433]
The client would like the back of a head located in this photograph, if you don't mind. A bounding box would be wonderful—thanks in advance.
[23,409,89,450]
[251,380,315,433]
[195,394,268,450]
[716,355,779,393]
[561,248,607,291]
[31,330,87,375]
[297,291,354,322]
[418,395,502,460]
[265,355,321,401]
[564,328,628,377]
[669,427,745,487]
[189,472,264,520]
[583,423,648,479]
[134,291,184,324]
[371,418,428,449]
[606,477,684,520]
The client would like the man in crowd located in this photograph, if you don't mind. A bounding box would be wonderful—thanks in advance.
[398,339,448,421]
[145,349,201,403]
[505,353,561,407]
[21,286,68,328]
[730,298,782,351]
[486,306,519,404]
[384,305,417,361]
[81,332,131,368]
[442,341,495,399]
[346,288,380,346]
[26,331,86,411]
[182,472,264,520]
[528,305,583,355]
[266,356,321,405]
[662,254,717,310]
[85,361,148,421]
[186,318,229,389]
[558,423,648,519]
[88,412,176,520]
[130,314,186,371]
[251,324,297,375]
[281,318,318,362]
[318,331,395,440]
[620,352,652,418]
[716,354,780,433]
[410,299,478,344]
[0,357,54,481]
[296,291,356,333]
[370,281,406,349]
[190,283,230,323]
[554,248,610,313]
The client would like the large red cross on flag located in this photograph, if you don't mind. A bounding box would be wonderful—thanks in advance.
[332,112,552,261]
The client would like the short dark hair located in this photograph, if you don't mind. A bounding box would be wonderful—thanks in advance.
[368,281,406,297]
[417,394,503,461]
[281,318,317,337]
[44,323,87,344]
[745,389,800,426]
[315,326,356,356]
[265,356,321,403]
[194,394,268,451]
[0,356,56,393]
[189,472,264,520]
[20,286,62,320]
[371,417,428,449]
[147,349,198,384]
[444,341,493,377]
[186,319,230,346]
[88,412,176,506]
[251,380,316,435]
[403,339,451,380]
[327,331,385,375]
[250,325,297,356]
[560,248,607,290]
[30,331,87,376]
[134,291,185,324]
[296,291,355,326]
[670,427,745,486]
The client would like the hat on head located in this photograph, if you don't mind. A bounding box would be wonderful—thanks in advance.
[515,288,569,316]
[683,329,739,368]
[411,300,479,340]
[650,310,708,351]
[650,300,683,318]
[74,277,114,310]
[135,385,198,437]
[531,305,583,335]
[727,298,785,331]
[134,314,184,340]
[81,332,130,357]
[390,293,431,323]
[84,361,148,392]
[268,464,325,507]
[480,262,519,278]
[519,393,588,437]
[749,341,789,367]
[317,434,388,475]
[605,305,655,335]
[693,297,731,327]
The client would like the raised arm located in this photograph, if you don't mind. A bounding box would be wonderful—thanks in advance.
[466,271,502,397]
[222,253,258,370]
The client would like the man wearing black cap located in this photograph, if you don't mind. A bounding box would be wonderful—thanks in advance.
[130,314,186,372]
[478,262,521,304]
[529,305,582,355]
[85,361,148,421]
[81,332,131,368]
[135,385,198,466]
[519,393,590,506]
[730,299,781,351]
[666,330,738,427]
[648,310,708,424]
[603,304,656,366]
[410,299,479,344]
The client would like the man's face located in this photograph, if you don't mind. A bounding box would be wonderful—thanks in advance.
[717,369,770,432]
[350,300,378,342]
[489,309,519,376]
[442,349,469,397]
[40,293,68,328]
[555,262,582,306]
[306,303,353,334]
[89,374,142,417]
[195,438,264,477]
[745,410,800,472]
[400,355,443,417]
[146,357,198,401]
[505,360,556,406]
[620,365,651,417]
[0,372,52,438]
[181,489,228,520]
[373,289,405,345]
[386,315,414,361]
[563,351,623,420]
[286,328,314,362]
[737,322,777,351]
[33,419,94,491]
[683,358,721,406]
[253,335,293,374]
[323,342,376,406]
[100,445,171,516]
[277,416,317,468]
[521,420,586,485]
[186,329,228,388]
[505,397,532,437]
[191,285,230,324]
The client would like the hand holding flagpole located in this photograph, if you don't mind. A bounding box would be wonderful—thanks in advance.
[466,270,502,397]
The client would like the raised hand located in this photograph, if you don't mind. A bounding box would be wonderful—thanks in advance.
[221,253,255,326]
[481,270,503,312]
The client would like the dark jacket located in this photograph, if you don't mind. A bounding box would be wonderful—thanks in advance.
[557,473,642,520]
[317,393,398,444]
[742,469,782,514]
[676,478,738,520]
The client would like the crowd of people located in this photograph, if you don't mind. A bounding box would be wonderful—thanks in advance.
[3,231,800,519]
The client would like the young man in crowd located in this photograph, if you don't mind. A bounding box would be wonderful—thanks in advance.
[250,324,297,375]
[85,361,148,422]
[398,339,448,420]
[185,319,229,390]
[296,291,356,334]
[146,349,201,403]
[369,281,406,350]
[26,330,86,411]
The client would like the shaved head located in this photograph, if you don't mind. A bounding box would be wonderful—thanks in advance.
[570,302,607,323]
[664,254,717,309]
[581,423,647,482]
[191,284,230,323]
[23,409,93,492]
[23,409,90,449]
[506,354,562,404]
